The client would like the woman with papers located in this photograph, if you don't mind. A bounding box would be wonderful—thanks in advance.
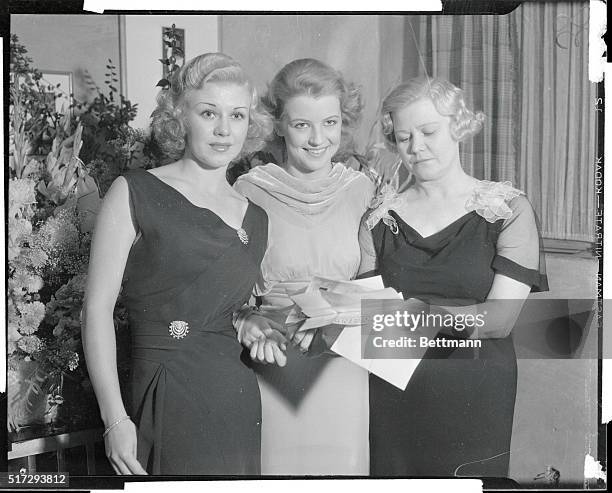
[233,58,374,475]
[359,77,548,477]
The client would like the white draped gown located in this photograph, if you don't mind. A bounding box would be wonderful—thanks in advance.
[234,163,374,475]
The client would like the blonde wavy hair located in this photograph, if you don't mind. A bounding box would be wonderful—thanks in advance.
[151,52,273,161]
[262,58,364,162]
[381,77,485,152]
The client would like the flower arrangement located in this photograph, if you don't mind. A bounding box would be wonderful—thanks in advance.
[8,88,93,433]
[75,60,156,194]
[7,38,140,436]
[9,34,64,156]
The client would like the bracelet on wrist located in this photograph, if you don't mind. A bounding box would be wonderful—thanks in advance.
[103,415,131,438]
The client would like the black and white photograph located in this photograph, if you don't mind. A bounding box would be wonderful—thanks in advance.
[3,1,607,491]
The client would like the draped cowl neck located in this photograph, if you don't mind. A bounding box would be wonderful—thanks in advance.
[235,162,364,215]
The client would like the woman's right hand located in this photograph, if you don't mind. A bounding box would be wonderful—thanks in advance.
[240,314,288,367]
[104,419,148,475]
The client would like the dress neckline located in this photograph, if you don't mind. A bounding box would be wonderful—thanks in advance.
[366,179,523,237]
[235,162,365,216]
[141,169,252,232]
[391,209,477,240]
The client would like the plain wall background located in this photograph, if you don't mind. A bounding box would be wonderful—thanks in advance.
[11,14,121,103]
[511,254,598,485]
[220,15,381,152]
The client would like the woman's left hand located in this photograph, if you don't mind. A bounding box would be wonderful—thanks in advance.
[291,329,316,352]
[239,313,286,346]
[249,330,288,367]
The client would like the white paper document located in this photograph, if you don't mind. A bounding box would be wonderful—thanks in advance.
[286,276,421,390]
[331,326,421,391]
[288,276,402,331]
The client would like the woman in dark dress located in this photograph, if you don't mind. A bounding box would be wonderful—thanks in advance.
[82,53,272,475]
[360,77,548,477]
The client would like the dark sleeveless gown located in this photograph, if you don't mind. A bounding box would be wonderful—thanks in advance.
[121,169,268,475]
[369,199,548,477]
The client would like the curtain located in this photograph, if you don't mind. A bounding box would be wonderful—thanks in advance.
[512,2,596,242]
[407,14,516,183]
[403,2,596,242]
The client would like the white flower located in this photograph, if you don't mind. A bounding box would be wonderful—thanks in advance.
[11,269,44,294]
[17,301,46,334]
[9,178,37,214]
[36,212,80,256]
[11,268,41,294]
[365,183,402,234]
[68,353,79,371]
[24,247,49,270]
[28,275,44,293]
[9,217,33,243]
[8,218,34,264]
[8,321,22,343]
[17,335,43,355]
[8,244,22,263]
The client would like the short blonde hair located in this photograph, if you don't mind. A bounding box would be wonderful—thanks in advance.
[381,77,485,151]
[263,58,364,161]
[151,52,272,161]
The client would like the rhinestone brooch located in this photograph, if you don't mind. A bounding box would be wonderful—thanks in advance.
[168,320,189,339]
[236,228,249,245]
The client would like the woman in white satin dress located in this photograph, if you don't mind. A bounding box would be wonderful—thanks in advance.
[234,58,374,475]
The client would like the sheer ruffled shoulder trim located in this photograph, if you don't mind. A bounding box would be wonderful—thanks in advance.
[365,183,402,234]
[366,180,526,233]
[465,180,525,223]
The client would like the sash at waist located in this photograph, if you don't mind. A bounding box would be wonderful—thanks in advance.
[258,280,310,309]
[129,315,234,334]
[130,317,238,360]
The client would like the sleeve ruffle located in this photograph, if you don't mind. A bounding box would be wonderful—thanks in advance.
[465,180,524,223]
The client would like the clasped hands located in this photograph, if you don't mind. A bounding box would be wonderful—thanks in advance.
[239,313,317,366]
